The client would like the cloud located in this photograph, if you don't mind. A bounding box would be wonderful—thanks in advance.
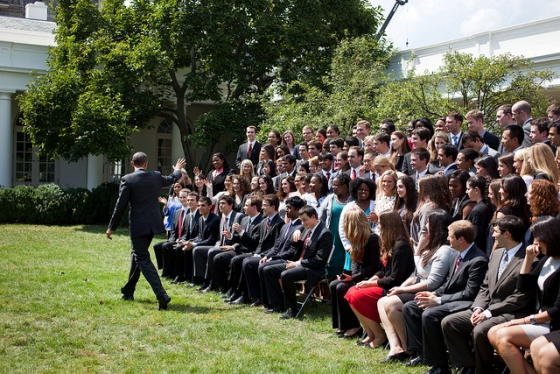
[459,8,504,37]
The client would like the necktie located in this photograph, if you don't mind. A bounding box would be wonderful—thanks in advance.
[266,218,271,232]
[299,230,312,260]
[177,209,184,238]
[351,169,356,180]
[497,251,509,280]
[221,217,228,245]
[326,172,330,181]
[283,222,293,240]
[452,135,458,147]
[453,255,462,275]
[247,143,252,158]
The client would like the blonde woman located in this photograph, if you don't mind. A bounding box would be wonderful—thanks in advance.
[370,170,398,234]
[528,143,559,184]
[513,148,535,189]
[428,131,449,173]
[239,159,255,183]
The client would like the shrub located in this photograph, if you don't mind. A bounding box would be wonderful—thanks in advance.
[88,183,119,224]
[0,187,17,222]
[34,184,70,225]
[12,185,37,223]
[65,187,92,224]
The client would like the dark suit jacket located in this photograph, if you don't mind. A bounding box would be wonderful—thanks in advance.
[231,214,265,253]
[343,168,373,180]
[109,168,181,238]
[180,209,201,241]
[411,169,432,183]
[351,233,382,282]
[192,212,221,247]
[434,244,488,312]
[254,214,285,256]
[443,163,459,177]
[295,222,333,284]
[483,131,500,151]
[376,237,416,292]
[471,245,535,317]
[401,153,414,176]
[236,141,262,169]
[168,208,186,243]
[219,210,246,246]
[466,201,493,251]
[266,218,304,261]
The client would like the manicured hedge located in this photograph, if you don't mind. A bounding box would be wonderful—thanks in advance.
[0,182,127,226]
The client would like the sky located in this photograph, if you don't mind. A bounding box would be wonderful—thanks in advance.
[371,0,560,50]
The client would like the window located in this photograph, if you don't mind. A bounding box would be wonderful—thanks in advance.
[14,116,55,186]
[157,119,173,175]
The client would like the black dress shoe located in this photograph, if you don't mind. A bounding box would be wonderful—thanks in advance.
[279,308,295,319]
[405,355,423,367]
[158,294,171,310]
[224,293,239,303]
[228,296,246,305]
[187,283,199,288]
[201,286,215,293]
[197,284,208,292]
[121,295,134,301]
[380,352,411,363]
[171,276,186,284]
[250,299,262,307]
[264,306,283,313]
[425,365,451,374]
[454,367,475,374]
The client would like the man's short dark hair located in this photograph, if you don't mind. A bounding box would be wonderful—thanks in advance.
[447,111,464,122]
[282,154,297,165]
[248,196,263,211]
[299,205,318,219]
[462,130,483,144]
[318,152,334,161]
[285,196,305,210]
[411,147,430,162]
[531,117,550,135]
[219,195,234,206]
[308,140,322,152]
[504,124,524,145]
[298,141,308,151]
[373,132,390,145]
[380,119,395,134]
[494,215,525,243]
[439,144,458,161]
[345,136,360,148]
[330,137,344,149]
[411,127,431,142]
[549,119,560,132]
[263,194,280,211]
[199,196,212,206]
[498,104,512,115]
[349,146,364,158]
[132,152,148,166]
[547,103,560,116]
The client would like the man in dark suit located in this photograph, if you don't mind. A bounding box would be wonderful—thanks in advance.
[106,152,185,310]
[157,189,196,281]
[401,128,431,176]
[446,111,465,151]
[215,195,264,299]
[263,205,333,319]
[242,196,305,310]
[195,195,245,292]
[182,197,220,288]
[228,194,284,305]
[437,144,458,177]
[466,109,500,151]
[410,147,432,183]
[169,192,201,284]
[402,220,488,374]
[273,155,298,190]
[236,125,261,169]
[442,216,537,374]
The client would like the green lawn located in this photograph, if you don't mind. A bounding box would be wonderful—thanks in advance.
[0,224,428,373]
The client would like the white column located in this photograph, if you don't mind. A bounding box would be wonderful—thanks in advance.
[86,154,104,190]
[0,92,14,188]
[172,121,184,161]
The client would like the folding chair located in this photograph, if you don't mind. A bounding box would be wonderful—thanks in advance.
[294,245,335,318]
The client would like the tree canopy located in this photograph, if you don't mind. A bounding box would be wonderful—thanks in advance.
[20,0,382,168]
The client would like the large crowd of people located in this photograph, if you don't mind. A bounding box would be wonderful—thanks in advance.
[152,101,560,374]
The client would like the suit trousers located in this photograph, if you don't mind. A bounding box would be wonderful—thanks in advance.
[403,300,455,366]
[192,246,213,279]
[212,250,237,288]
[229,253,254,297]
[262,263,287,307]
[161,241,179,277]
[258,260,287,305]
[281,267,313,310]
[174,245,193,282]
[442,309,509,372]
[152,241,165,269]
[243,257,268,300]
[121,234,166,299]
[329,279,360,330]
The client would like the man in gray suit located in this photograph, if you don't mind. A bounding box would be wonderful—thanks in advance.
[107,152,185,310]
[512,100,533,148]
[442,216,536,374]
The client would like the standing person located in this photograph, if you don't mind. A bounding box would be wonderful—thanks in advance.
[390,131,411,171]
[236,125,261,168]
[106,152,186,310]
[283,130,300,159]
[466,175,494,251]
[206,153,232,196]
[512,100,534,148]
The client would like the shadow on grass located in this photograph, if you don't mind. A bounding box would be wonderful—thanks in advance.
[73,225,167,240]
[133,298,213,314]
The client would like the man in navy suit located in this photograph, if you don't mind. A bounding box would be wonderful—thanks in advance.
[263,205,333,319]
[402,220,488,373]
[243,196,305,310]
[236,125,262,169]
[466,110,500,151]
[106,152,185,310]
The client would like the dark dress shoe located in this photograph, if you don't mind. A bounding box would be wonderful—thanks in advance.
[121,295,134,301]
[405,355,423,367]
[228,296,246,305]
[224,293,239,303]
[264,305,283,314]
[187,283,199,288]
[279,308,295,319]
[425,365,451,374]
[196,284,208,292]
[157,294,171,310]
[250,299,262,307]
[220,288,233,298]
[201,286,214,293]
[380,352,411,363]
[454,367,475,374]
[171,276,186,284]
